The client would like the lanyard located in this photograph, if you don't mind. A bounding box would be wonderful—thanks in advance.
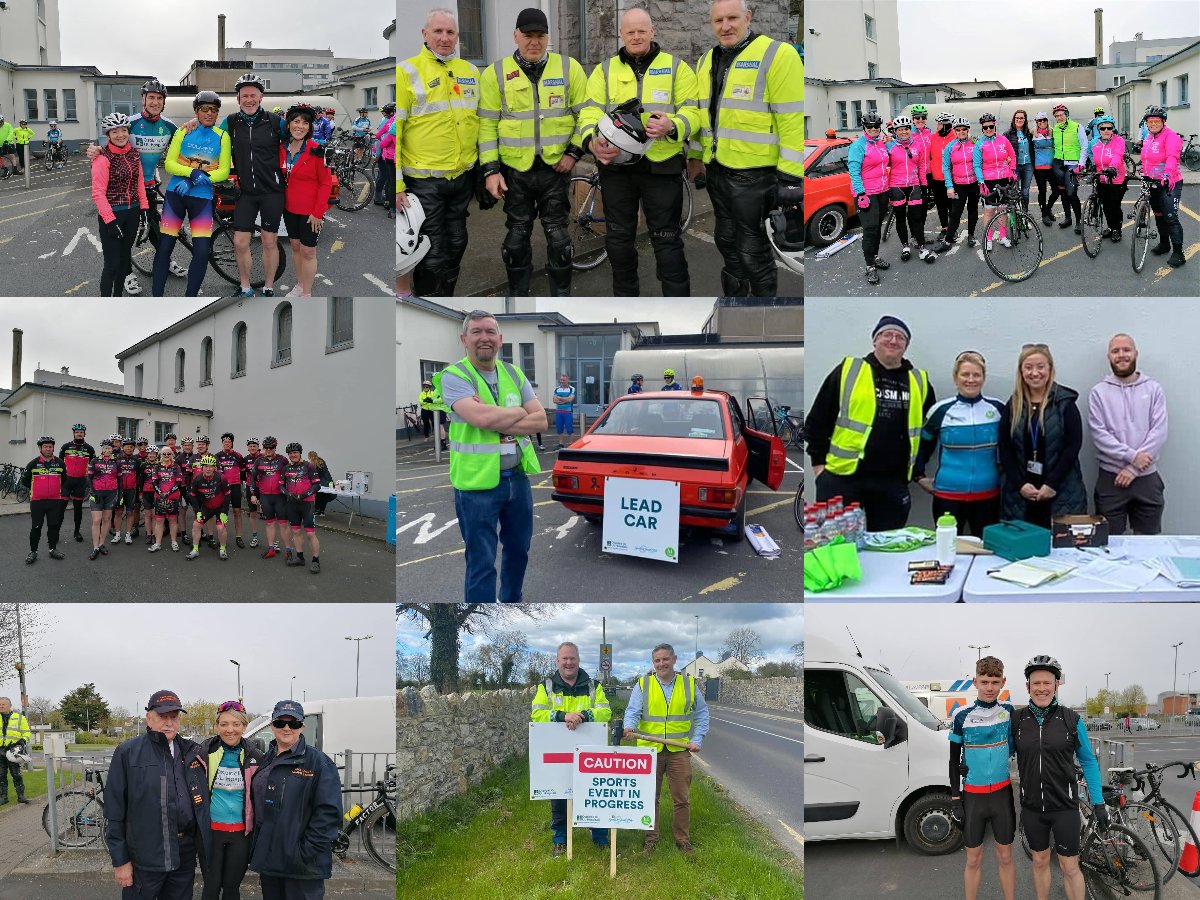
[1029,409,1040,460]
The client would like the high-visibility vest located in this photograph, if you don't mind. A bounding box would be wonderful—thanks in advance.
[396,45,481,192]
[825,357,929,479]
[0,712,31,747]
[478,52,587,171]
[1053,119,1082,162]
[692,34,804,178]
[14,127,35,145]
[433,357,541,491]
[577,51,701,163]
[530,675,612,723]
[636,673,696,753]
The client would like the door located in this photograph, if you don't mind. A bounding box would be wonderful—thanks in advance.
[579,359,605,420]
[742,397,786,490]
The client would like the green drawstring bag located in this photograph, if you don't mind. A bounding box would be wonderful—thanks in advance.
[804,536,863,592]
[861,527,936,552]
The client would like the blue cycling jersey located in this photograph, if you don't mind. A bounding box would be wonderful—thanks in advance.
[351,116,371,137]
[164,125,228,201]
[313,117,333,144]
[47,128,62,142]
[950,699,1015,794]
[128,113,177,184]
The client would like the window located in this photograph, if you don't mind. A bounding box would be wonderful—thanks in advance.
[804,669,886,741]
[273,302,293,367]
[1159,81,1167,104]
[232,322,247,377]
[1146,54,1162,63]
[328,298,353,351]
[864,14,876,40]
[852,100,862,128]
[174,349,185,392]
[808,143,850,178]
[43,90,58,121]
[134,363,144,397]
[836,100,848,130]
[15,410,26,442]
[1179,73,1189,104]
[23,89,37,121]
[1118,94,1131,135]
[200,337,213,385]
[363,86,378,108]
[155,422,175,443]
[520,343,535,382]
[63,89,77,121]
[117,418,140,442]
[457,0,484,61]
[867,62,877,80]
[501,344,513,364]
[867,99,878,117]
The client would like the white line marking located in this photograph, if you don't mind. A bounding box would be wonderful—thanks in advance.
[685,226,800,274]
[555,516,579,540]
[363,273,391,294]
[396,512,460,544]
[711,716,804,744]
[62,226,102,256]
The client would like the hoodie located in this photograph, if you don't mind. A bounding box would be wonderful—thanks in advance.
[1087,372,1168,476]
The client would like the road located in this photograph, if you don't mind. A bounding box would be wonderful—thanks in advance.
[695,703,803,862]
[3,515,394,601]
[0,163,394,297]
[394,440,804,602]
[805,184,1199,297]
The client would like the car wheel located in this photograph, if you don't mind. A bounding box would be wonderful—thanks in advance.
[724,494,747,542]
[806,204,848,247]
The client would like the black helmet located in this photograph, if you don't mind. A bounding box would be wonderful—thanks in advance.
[285,103,318,123]
[1144,104,1167,121]
[979,113,997,125]
[862,112,884,128]
[197,435,210,444]
[263,436,279,449]
[234,73,266,94]
[193,90,221,110]
[285,441,303,454]
[381,102,396,116]
[37,436,55,447]
[357,106,368,113]
[165,432,177,439]
[1024,655,1062,680]
[137,437,149,445]
[221,432,235,442]
[141,78,167,97]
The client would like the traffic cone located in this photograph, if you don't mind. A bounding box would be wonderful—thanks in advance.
[1179,789,1200,877]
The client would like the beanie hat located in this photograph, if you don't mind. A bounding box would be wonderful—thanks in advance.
[872,315,911,343]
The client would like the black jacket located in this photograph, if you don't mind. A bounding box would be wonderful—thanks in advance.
[184,736,266,868]
[105,729,200,872]
[1012,702,1082,812]
[221,109,285,195]
[248,735,341,880]
[999,383,1086,519]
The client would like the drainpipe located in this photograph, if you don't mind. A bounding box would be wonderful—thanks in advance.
[579,0,587,64]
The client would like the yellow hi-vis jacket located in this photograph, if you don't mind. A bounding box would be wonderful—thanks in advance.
[825,357,930,479]
[396,45,481,193]
[530,671,612,723]
[636,673,696,753]
[577,49,701,163]
[0,711,31,747]
[478,52,588,171]
[692,34,804,178]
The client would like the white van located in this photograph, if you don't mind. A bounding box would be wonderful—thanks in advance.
[805,633,962,854]
[243,696,394,759]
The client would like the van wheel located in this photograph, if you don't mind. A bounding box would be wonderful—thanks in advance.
[807,204,848,247]
[903,793,962,855]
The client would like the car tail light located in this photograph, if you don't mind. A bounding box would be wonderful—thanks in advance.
[699,486,736,504]
[553,474,578,490]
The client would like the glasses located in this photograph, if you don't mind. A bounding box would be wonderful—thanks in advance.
[1022,342,1050,351]
[218,700,246,713]
[864,125,881,130]
[982,124,996,130]
[272,719,304,730]
[1098,125,1114,131]
[954,126,969,131]
[912,115,927,119]
[197,105,220,114]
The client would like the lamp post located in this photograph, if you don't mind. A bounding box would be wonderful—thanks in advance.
[1104,672,1111,692]
[230,659,242,704]
[290,676,296,701]
[345,635,373,697]
[968,644,990,660]
[1185,670,1197,709]
[694,615,699,664]
[1171,642,1183,719]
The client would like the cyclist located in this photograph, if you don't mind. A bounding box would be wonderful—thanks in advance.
[113,438,141,545]
[1050,104,1087,233]
[1003,109,1034,211]
[848,111,892,284]
[150,446,185,552]
[45,120,64,168]
[373,102,396,208]
[313,108,334,145]
[377,105,396,219]
[249,436,290,561]
[13,119,34,173]
[1085,106,1107,141]
[281,442,322,573]
[244,438,261,547]
[350,107,372,159]
[105,434,123,541]
[86,441,119,560]
[662,368,683,390]
[1084,115,1128,243]
[973,113,1017,251]
[175,435,194,544]
[280,104,333,298]
[927,112,957,244]
[187,454,230,561]
[61,423,95,543]
[0,115,14,170]
[91,113,149,296]
[154,90,231,297]
[214,432,247,549]
[138,445,159,544]
[190,436,215,545]
[22,437,69,565]
[1011,655,1107,900]
[1031,113,1057,224]
[127,79,180,294]
[627,373,644,394]
[1139,104,1186,268]
[935,117,979,252]
[886,115,936,264]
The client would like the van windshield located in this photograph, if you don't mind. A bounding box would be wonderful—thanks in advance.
[867,666,946,731]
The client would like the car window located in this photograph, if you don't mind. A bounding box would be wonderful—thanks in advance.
[804,668,886,743]
[592,397,726,439]
[809,144,849,177]
[804,143,820,164]
[727,398,743,442]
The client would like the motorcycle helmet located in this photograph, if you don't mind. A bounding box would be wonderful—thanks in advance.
[767,206,803,276]
[596,98,651,165]
[396,195,431,276]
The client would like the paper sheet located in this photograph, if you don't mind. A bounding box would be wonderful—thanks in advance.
[1071,558,1162,591]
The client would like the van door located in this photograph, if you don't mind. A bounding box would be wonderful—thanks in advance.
[804,666,909,840]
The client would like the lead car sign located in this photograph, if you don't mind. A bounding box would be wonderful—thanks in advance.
[570,745,657,830]
[601,476,680,563]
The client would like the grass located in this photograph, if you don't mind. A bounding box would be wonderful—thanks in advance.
[398,754,803,900]
[0,768,49,809]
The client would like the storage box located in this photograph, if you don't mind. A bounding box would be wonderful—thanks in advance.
[982,520,1052,561]
[1052,515,1110,549]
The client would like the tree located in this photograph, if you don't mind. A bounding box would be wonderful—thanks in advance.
[477,630,529,687]
[757,661,801,677]
[1118,684,1148,716]
[722,627,764,667]
[0,603,51,681]
[525,652,556,685]
[25,695,54,725]
[1086,689,1119,717]
[396,653,430,685]
[790,642,803,665]
[60,684,110,731]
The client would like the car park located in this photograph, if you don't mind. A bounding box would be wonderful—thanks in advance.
[1130,716,1161,731]
[1085,718,1113,731]
[803,135,855,247]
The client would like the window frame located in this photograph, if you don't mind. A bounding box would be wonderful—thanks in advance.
[272,302,293,368]
[232,322,248,379]
[174,348,186,393]
[327,298,354,353]
[200,337,213,386]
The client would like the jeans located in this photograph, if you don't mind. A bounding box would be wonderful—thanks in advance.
[122,835,197,900]
[1015,162,1034,209]
[258,875,324,900]
[454,469,533,602]
[550,798,610,845]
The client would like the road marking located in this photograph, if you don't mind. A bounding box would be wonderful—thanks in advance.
[363,273,391,294]
[1152,241,1200,282]
[785,457,803,470]
[779,820,804,846]
[62,225,102,256]
[396,547,465,569]
[712,707,802,724]
[329,238,344,254]
[554,516,579,540]
[1180,203,1200,224]
[710,716,803,744]
[63,281,90,295]
[746,497,793,516]
[698,575,744,594]
[396,512,460,544]
[685,226,799,274]
[38,250,57,259]
[0,188,87,211]
[0,202,71,225]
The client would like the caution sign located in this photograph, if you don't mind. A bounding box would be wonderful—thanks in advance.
[601,476,680,563]
[528,722,609,800]
[570,745,657,830]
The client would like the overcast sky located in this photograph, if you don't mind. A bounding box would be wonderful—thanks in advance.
[808,604,1200,705]
[59,0,393,83]
[528,299,721,336]
[6,603,394,717]
[0,301,210,386]
[895,0,1198,88]
[397,603,803,682]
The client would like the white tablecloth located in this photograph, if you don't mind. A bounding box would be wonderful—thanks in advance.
[806,546,974,603]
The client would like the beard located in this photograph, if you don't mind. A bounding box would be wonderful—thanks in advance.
[1109,358,1137,378]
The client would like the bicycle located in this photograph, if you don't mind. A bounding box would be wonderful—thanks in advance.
[1116,760,1200,878]
[568,167,695,271]
[0,463,30,502]
[333,764,396,872]
[1182,133,1200,172]
[773,404,804,451]
[1128,174,1162,275]
[130,180,193,279]
[42,767,107,847]
[1106,765,1196,883]
[323,134,376,212]
[980,179,1043,283]
[1078,169,1107,259]
[41,140,67,171]
[400,403,423,439]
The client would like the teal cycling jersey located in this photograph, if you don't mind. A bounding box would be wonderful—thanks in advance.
[46,128,62,142]
[129,113,177,184]
[950,699,1015,794]
[351,116,371,137]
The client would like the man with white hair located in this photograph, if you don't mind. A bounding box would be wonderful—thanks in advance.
[397,9,481,296]
[0,698,31,805]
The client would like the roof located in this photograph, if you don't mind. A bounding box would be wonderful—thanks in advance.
[115,298,244,363]
[1,382,213,416]
[1137,40,1200,75]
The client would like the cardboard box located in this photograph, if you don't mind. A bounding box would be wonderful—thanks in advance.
[1052,515,1110,549]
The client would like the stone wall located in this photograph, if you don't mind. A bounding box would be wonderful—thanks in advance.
[396,685,534,820]
[717,676,802,713]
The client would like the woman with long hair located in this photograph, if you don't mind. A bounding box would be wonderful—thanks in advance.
[1004,109,1034,210]
[1030,112,1058,224]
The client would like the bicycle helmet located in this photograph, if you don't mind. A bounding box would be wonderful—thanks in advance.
[37,436,55,447]
[285,442,303,454]
[1051,103,1069,115]
[109,433,122,442]
[1093,115,1115,128]
[767,206,803,275]
[101,112,132,134]
[196,435,210,444]
[234,73,266,94]
[891,115,913,129]
[5,748,30,765]
[663,369,676,378]
[952,116,971,128]
[200,454,218,467]
[141,78,167,97]
[597,98,651,164]
[271,105,284,114]
[181,437,193,445]
[193,90,221,110]
[1093,106,1106,115]
[121,437,134,446]
[286,103,318,123]
[1024,655,1062,680]
[1034,111,1049,121]
[246,437,260,446]
[263,436,278,449]
[935,111,954,124]
[165,432,176,440]
[72,424,86,432]
[146,446,159,457]
[861,111,883,128]
[381,102,396,116]
[137,437,149,445]
[100,440,113,449]
[357,106,368,113]
[397,195,431,276]
[48,120,56,128]
[910,104,928,116]
[631,374,644,381]
[1144,104,1167,121]
[979,113,997,125]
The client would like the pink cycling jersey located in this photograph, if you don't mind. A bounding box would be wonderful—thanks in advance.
[1140,127,1182,188]
[943,139,977,189]
[1089,135,1127,184]
[848,135,891,195]
[887,137,928,187]
[973,134,1017,183]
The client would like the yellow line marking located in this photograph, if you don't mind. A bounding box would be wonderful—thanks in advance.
[0,203,70,225]
[1152,242,1200,283]
[396,547,464,568]
[746,497,794,516]
[698,575,745,594]
[779,820,804,846]
[63,281,89,295]
[1180,204,1200,224]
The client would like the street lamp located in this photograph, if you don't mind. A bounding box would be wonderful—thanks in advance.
[968,644,990,660]
[1185,670,1197,708]
[1171,642,1183,719]
[345,635,374,697]
[290,676,296,701]
[1104,672,1112,692]
[230,659,242,704]
[694,615,699,664]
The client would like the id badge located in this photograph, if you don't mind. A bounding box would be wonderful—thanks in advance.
[1027,460,1043,475]
[652,89,669,104]
[731,84,752,100]
[548,93,564,109]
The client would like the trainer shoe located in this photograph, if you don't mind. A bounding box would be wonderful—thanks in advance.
[999,237,1011,248]
[261,288,275,297]
[24,551,36,565]
[89,548,100,561]
[236,536,245,549]
[310,559,321,574]
[249,535,259,548]
[873,257,890,270]
[99,544,108,555]
[236,288,254,298]
[48,549,64,560]
[918,247,937,263]
[110,532,121,544]
[124,533,132,545]
[148,543,161,552]
[171,541,180,552]
[865,266,880,285]
[73,531,83,542]
[219,548,229,561]
[1169,248,1186,267]
[169,260,188,277]
[186,549,200,560]
[900,246,911,262]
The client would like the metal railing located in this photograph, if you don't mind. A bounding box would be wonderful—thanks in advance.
[332,749,396,856]
[44,752,114,854]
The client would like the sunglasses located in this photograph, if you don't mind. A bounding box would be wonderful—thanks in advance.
[864,125,881,130]
[197,105,220,114]
[1098,125,1114,131]
[955,350,987,364]
[272,719,303,730]
[982,124,996,130]
[912,115,927,119]
[1022,342,1050,351]
[218,700,246,713]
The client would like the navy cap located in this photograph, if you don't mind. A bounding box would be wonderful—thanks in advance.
[146,690,186,714]
[516,7,549,33]
[271,700,304,720]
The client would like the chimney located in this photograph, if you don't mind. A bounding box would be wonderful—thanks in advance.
[244,40,251,49]
[12,329,22,391]
[1094,8,1103,64]
[217,14,226,62]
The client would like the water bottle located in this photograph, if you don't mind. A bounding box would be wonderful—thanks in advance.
[804,514,819,550]
[850,503,867,549]
[819,513,839,545]
[828,495,844,521]
[813,502,827,528]
[936,512,958,566]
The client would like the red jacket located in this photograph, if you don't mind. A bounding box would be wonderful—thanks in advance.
[279,139,332,219]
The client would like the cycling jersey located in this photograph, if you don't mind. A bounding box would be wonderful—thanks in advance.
[23,455,67,502]
[114,455,140,490]
[886,136,927,187]
[915,394,1005,500]
[87,457,119,493]
[1086,134,1128,184]
[154,465,185,501]
[47,128,62,143]
[1140,127,1182,188]
[1031,129,1054,168]
[848,134,890,195]
[928,126,956,181]
[553,386,575,413]
[140,462,159,493]
[162,124,232,201]
[350,116,371,138]
[214,449,246,486]
[942,138,977,189]
[949,699,1015,795]
[1052,119,1087,163]
[661,382,684,391]
[191,473,229,510]
[129,112,178,184]
[972,133,1016,184]
[911,124,933,166]
[219,109,287,194]
[1012,700,1103,813]
[281,461,320,500]
[62,440,96,479]
[313,116,333,144]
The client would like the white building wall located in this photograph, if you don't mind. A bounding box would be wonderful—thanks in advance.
[11,70,93,142]
[1109,37,1199,66]
[0,0,62,66]
[806,0,901,82]
[1112,50,1199,141]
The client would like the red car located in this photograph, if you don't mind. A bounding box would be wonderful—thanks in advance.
[803,135,855,246]
[550,386,786,541]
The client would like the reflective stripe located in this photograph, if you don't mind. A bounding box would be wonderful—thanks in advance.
[399,61,425,109]
[752,41,782,104]
[493,61,509,115]
[908,427,922,438]
[770,100,804,114]
[477,108,501,120]
[675,115,693,142]
[643,102,673,114]
[498,136,539,147]
[826,445,861,459]
[834,416,869,433]
[720,98,771,113]
[395,109,409,122]
[569,102,588,114]
[449,441,502,454]
[478,139,499,152]
[531,703,551,710]
[839,358,865,420]
[411,100,451,117]
[449,97,477,111]
[716,127,778,145]
[402,166,465,178]
[779,145,804,163]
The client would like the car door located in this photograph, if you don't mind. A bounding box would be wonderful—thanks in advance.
[741,397,786,490]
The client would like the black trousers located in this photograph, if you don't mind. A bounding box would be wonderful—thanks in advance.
[405,171,473,297]
[1051,159,1082,222]
[1097,182,1128,230]
[708,162,776,296]
[199,829,250,900]
[122,835,196,900]
[889,185,927,247]
[258,875,325,900]
[1034,167,1057,213]
[947,182,980,239]
[98,208,140,297]
[377,158,396,210]
[599,163,690,296]
[1149,181,1185,248]
[815,470,912,531]
[0,754,26,801]
[927,175,951,232]
[29,499,67,552]
[502,162,572,296]
[931,494,1000,538]
[857,192,888,263]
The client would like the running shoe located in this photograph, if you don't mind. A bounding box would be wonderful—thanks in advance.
[236,536,245,549]
[186,549,199,560]
[148,544,161,552]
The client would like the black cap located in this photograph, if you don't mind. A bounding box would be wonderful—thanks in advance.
[146,690,186,714]
[516,7,549,33]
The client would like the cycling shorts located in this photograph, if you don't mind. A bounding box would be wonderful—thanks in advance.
[233,191,285,233]
[1020,807,1081,856]
[982,178,1010,207]
[963,785,1015,848]
[283,209,321,248]
[256,493,287,522]
[66,476,88,501]
[154,498,181,518]
[90,490,118,511]
[226,483,242,509]
[119,487,139,510]
[0,143,14,157]
[555,410,574,435]
[142,490,156,510]
[285,496,316,532]
[196,502,230,525]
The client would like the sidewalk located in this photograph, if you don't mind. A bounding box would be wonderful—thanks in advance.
[0,794,50,881]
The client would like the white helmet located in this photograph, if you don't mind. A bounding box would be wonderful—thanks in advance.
[396,195,431,277]
[101,112,132,134]
[5,748,29,765]
[767,208,803,276]
[891,115,914,129]
[596,100,651,165]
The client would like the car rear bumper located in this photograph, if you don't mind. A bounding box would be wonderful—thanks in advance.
[550,492,735,523]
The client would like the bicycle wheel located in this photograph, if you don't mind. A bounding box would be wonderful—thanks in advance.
[568,174,608,270]
[1151,800,1200,878]
[336,164,374,211]
[1183,148,1200,172]
[361,802,396,872]
[209,222,287,289]
[42,791,106,847]
[1080,192,1104,259]
[777,418,796,448]
[793,484,803,529]
[880,205,895,242]
[983,208,1043,282]
[1130,199,1153,274]
[15,482,29,504]
[131,212,192,279]
[680,176,694,232]
[1081,823,1161,900]
[1121,802,1182,884]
